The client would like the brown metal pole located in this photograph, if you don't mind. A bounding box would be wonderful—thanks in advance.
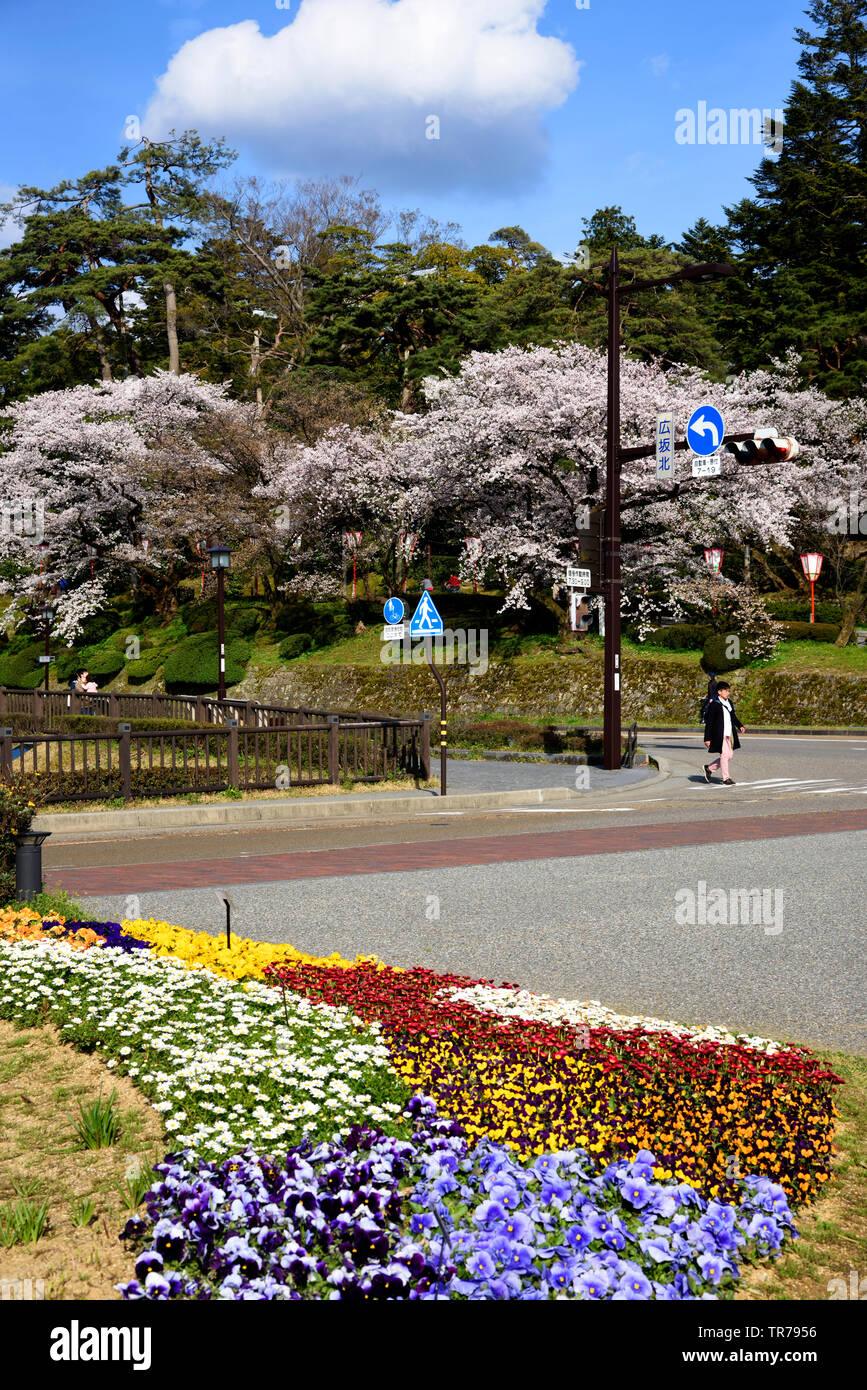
[426,651,447,796]
[603,247,622,771]
[217,566,226,703]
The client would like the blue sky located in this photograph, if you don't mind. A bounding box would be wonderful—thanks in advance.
[1,0,808,255]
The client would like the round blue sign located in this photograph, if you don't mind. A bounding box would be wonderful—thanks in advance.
[383,597,405,624]
[687,404,725,457]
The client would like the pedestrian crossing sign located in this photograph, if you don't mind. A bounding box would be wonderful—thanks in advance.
[409,590,444,636]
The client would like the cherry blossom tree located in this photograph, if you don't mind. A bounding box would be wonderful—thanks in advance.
[263,341,867,632]
[0,370,270,631]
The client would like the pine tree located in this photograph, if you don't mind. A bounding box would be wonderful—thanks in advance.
[723,0,867,396]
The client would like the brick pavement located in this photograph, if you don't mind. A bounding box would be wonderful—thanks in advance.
[47,808,867,896]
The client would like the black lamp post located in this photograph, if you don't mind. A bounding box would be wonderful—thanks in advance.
[41,602,55,692]
[207,544,232,702]
[601,252,735,770]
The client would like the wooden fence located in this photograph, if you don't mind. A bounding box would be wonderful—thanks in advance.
[0,716,429,802]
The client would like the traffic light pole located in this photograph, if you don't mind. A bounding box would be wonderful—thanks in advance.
[603,249,622,771]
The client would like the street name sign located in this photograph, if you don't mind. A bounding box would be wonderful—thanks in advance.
[655,412,674,480]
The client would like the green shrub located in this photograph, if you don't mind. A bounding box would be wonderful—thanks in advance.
[76,646,125,679]
[781,622,841,643]
[54,648,83,682]
[163,634,250,693]
[0,652,43,689]
[6,715,197,737]
[765,598,843,625]
[278,633,313,660]
[701,633,747,674]
[125,650,163,683]
[227,607,263,637]
[645,624,714,652]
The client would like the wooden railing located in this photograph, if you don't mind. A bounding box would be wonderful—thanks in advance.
[0,715,429,802]
[0,687,367,728]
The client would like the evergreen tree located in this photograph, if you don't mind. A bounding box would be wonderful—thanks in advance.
[723,0,867,396]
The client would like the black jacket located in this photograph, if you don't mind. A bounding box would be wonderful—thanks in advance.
[704,696,745,754]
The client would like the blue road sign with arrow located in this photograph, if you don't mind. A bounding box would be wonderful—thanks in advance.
[687,404,725,456]
[409,590,444,636]
[383,596,404,624]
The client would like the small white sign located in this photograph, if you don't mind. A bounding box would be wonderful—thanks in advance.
[37,654,53,663]
[655,412,674,480]
[691,455,722,478]
[566,566,591,589]
[382,623,406,640]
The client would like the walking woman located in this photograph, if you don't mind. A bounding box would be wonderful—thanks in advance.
[703,679,746,785]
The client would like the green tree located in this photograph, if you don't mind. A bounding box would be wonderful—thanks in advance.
[722,0,867,396]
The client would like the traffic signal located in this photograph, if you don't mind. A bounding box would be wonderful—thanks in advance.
[726,435,800,465]
[575,506,605,589]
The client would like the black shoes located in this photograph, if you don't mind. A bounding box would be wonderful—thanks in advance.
[723,778,736,785]
[703,764,713,783]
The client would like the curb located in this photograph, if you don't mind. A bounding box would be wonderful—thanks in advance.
[446,748,650,766]
[34,783,594,837]
[636,725,867,737]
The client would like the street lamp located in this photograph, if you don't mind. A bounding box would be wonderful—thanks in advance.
[800,552,824,624]
[207,543,232,702]
[37,540,49,589]
[41,602,55,692]
[601,251,735,769]
[85,544,98,582]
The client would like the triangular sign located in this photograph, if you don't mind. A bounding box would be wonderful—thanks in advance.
[409,590,444,636]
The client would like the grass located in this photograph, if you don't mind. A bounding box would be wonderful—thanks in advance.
[71,1094,121,1150]
[3,888,87,919]
[0,1019,164,1299]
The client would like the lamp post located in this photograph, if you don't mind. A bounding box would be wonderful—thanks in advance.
[85,545,98,583]
[800,552,824,623]
[601,252,735,770]
[41,602,55,692]
[207,544,232,702]
[344,531,363,600]
[703,547,725,616]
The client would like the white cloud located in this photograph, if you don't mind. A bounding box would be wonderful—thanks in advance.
[143,0,580,192]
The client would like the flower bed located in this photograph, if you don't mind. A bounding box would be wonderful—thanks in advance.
[0,920,845,1300]
[264,961,841,1203]
[118,1097,797,1302]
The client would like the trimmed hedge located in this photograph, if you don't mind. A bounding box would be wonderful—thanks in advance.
[701,633,747,674]
[645,624,714,652]
[0,653,44,688]
[125,650,163,683]
[77,646,126,679]
[766,598,843,625]
[278,633,314,660]
[163,634,251,693]
[5,715,198,737]
[781,621,841,643]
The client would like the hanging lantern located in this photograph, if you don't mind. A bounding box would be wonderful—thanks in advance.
[800,552,824,624]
